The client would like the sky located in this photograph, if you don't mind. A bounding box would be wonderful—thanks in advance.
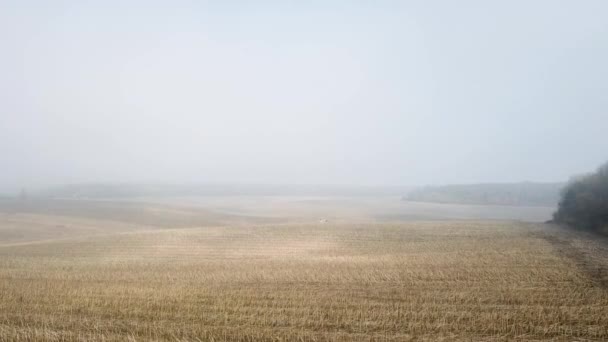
[1,1,607,191]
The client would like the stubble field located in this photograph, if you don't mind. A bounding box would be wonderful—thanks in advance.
[0,198,607,341]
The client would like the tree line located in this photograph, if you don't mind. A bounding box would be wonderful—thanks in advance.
[553,161,608,234]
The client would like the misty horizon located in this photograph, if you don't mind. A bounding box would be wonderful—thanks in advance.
[2,1,607,191]
[2,3,608,340]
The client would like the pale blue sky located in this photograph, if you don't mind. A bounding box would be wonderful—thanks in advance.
[1,1,607,190]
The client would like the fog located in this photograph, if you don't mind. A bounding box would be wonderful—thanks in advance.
[1,1,607,192]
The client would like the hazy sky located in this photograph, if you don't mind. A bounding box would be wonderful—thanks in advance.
[1,1,607,190]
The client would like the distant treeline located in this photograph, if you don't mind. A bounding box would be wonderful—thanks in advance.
[37,183,413,198]
[553,162,608,234]
[404,182,564,206]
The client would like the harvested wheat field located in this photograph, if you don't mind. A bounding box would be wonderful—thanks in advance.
[1,206,608,341]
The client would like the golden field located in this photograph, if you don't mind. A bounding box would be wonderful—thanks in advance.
[0,198,607,341]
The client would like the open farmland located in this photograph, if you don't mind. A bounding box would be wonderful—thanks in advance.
[3,0,607,340]
[0,198,607,341]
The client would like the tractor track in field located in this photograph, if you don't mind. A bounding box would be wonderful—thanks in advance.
[534,225,608,289]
